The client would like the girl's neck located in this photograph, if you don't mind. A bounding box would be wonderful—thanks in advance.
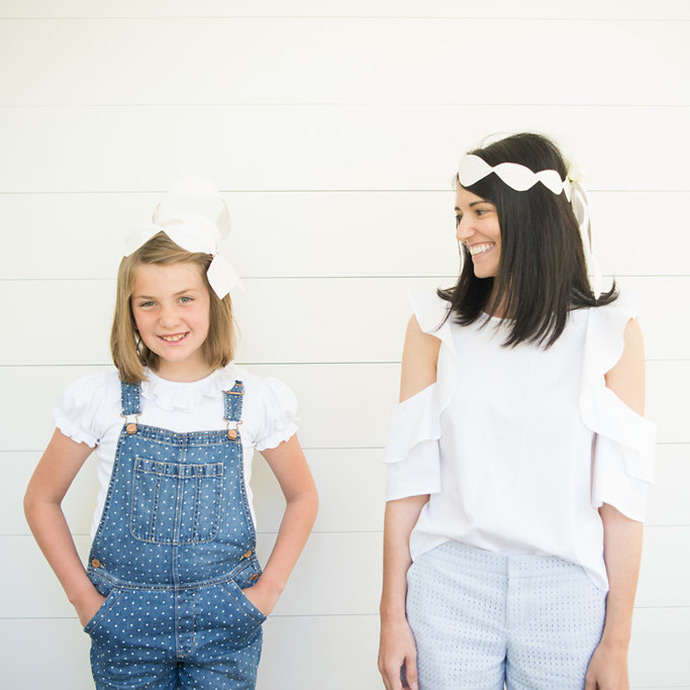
[152,361,215,383]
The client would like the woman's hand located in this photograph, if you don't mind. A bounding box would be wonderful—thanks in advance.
[585,640,629,690]
[74,586,107,628]
[378,617,419,690]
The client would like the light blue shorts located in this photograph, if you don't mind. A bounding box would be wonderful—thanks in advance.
[406,541,606,690]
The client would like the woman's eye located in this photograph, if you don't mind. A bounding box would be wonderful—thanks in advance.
[455,215,462,226]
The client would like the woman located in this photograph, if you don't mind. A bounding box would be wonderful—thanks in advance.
[378,133,655,690]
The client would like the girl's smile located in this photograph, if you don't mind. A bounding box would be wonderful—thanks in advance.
[131,262,212,381]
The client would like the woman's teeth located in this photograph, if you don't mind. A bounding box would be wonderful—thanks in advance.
[469,243,495,256]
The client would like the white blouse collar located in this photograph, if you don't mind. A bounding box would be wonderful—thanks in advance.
[141,365,240,412]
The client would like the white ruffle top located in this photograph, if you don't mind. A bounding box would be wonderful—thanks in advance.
[384,291,655,590]
[54,364,298,537]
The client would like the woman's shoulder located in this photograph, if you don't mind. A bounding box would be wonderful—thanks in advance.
[408,289,452,337]
[583,292,640,374]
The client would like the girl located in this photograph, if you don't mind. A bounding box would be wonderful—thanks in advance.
[24,193,318,689]
[378,133,655,690]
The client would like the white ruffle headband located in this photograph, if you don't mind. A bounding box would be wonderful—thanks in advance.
[457,154,602,297]
[124,179,241,300]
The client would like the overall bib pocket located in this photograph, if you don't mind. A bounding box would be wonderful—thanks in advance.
[130,457,223,544]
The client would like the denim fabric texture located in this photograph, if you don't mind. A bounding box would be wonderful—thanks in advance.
[406,540,606,690]
[84,380,265,689]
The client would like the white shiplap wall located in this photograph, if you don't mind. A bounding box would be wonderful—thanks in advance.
[1,1,688,688]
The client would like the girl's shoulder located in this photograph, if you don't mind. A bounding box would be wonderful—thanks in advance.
[54,369,123,447]
[194,364,297,410]
[227,365,299,452]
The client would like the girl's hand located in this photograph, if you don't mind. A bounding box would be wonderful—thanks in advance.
[585,640,629,690]
[74,587,107,628]
[378,618,419,690]
[241,577,280,617]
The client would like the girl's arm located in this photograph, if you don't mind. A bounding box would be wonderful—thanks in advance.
[242,434,318,616]
[585,318,646,690]
[24,429,106,627]
[378,316,440,690]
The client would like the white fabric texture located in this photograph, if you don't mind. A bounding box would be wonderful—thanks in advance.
[54,365,298,537]
[384,290,655,591]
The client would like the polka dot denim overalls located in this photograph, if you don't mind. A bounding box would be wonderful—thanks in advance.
[84,379,265,689]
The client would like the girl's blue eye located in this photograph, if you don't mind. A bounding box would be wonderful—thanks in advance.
[139,301,155,308]
[179,296,193,304]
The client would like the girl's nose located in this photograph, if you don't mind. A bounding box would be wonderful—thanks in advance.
[158,305,179,327]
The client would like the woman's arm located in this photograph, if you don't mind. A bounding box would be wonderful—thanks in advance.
[585,318,646,690]
[24,429,106,627]
[378,316,441,690]
[241,434,318,616]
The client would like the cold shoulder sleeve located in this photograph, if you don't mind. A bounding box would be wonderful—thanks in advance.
[383,384,442,500]
[53,372,116,448]
[383,290,455,501]
[254,377,299,452]
[580,295,656,521]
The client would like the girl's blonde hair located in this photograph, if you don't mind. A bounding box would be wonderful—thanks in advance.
[111,231,236,383]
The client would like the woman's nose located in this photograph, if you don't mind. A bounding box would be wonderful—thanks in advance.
[455,216,474,242]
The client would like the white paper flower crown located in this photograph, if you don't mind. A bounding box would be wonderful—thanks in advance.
[123,178,241,300]
[457,154,602,297]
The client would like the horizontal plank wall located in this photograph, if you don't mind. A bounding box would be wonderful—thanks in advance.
[1,2,688,688]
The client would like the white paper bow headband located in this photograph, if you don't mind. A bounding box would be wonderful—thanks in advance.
[124,179,241,300]
[457,154,602,297]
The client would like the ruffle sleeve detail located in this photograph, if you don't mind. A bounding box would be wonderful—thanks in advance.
[383,384,442,500]
[580,295,656,521]
[254,377,299,452]
[53,372,112,448]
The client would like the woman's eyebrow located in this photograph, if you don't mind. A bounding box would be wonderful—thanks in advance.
[455,200,491,211]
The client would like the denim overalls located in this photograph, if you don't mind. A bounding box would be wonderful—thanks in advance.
[83,379,266,689]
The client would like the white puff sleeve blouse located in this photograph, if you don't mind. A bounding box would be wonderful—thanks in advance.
[54,364,299,536]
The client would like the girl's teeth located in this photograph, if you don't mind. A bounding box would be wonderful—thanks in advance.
[161,334,186,342]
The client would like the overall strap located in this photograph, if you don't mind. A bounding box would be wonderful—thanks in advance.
[223,380,245,423]
[120,380,142,416]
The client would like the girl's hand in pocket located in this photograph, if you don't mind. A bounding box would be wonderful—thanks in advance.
[242,577,280,617]
[75,587,107,627]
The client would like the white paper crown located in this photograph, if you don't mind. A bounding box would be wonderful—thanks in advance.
[457,154,572,199]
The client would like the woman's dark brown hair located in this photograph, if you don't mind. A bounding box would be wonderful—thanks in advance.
[440,132,617,348]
